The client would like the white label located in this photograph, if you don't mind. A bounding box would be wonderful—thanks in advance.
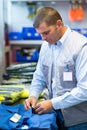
[63,72,73,81]
[10,113,21,123]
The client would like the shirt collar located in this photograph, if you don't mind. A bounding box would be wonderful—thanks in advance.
[56,26,72,46]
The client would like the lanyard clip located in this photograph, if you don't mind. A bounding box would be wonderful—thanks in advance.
[65,64,69,72]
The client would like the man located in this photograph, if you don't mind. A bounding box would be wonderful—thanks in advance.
[24,7,87,130]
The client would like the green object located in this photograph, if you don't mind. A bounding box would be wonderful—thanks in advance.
[27,2,37,18]
[0,84,30,105]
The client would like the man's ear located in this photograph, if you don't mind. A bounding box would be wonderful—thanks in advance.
[56,20,63,27]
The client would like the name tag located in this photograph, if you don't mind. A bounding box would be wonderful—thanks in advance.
[63,72,73,81]
[10,113,21,123]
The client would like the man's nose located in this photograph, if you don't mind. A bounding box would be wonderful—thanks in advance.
[41,34,46,40]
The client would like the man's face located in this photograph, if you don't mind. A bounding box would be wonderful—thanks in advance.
[36,22,61,44]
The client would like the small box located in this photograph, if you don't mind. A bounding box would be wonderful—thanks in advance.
[22,27,42,40]
[9,32,23,40]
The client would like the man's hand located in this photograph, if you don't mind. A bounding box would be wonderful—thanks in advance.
[34,100,53,114]
[24,96,37,110]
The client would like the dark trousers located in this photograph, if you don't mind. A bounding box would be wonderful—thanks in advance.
[56,109,66,130]
[65,122,87,130]
[56,110,87,130]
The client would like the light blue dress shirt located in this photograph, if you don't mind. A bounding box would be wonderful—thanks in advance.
[29,27,87,111]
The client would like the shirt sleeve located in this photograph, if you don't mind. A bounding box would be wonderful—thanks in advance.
[51,45,87,110]
[29,43,47,99]
[29,62,46,99]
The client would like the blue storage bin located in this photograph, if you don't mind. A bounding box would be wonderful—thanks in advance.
[22,27,42,40]
[16,50,39,62]
[9,32,23,40]
[72,28,81,33]
[34,32,42,40]
[83,34,87,37]
[22,27,35,40]
[80,28,87,37]
[72,28,87,37]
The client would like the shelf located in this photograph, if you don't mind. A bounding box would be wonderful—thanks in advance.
[11,0,69,2]
[9,40,42,64]
[10,40,42,47]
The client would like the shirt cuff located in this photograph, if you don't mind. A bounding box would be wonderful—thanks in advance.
[51,97,64,110]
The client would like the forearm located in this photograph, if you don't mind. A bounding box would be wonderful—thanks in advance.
[51,85,87,110]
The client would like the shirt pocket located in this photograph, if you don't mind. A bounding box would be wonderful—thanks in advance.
[59,64,77,90]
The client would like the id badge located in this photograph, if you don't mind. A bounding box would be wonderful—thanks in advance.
[63,71,73,81]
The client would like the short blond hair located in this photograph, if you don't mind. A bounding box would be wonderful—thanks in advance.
[33,7,62,28]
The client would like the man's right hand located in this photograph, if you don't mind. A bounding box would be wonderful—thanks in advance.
[24,96,37,110]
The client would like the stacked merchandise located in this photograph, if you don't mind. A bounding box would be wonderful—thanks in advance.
[1,62,49,105]
[2,62,37,85]
[0,62,36,105]
[0,84,29,105]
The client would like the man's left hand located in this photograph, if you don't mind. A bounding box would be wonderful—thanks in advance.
[34,99,53,114]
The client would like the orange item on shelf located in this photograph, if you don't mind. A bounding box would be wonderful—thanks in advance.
[69,8,77,21]
[76,2,84,21]
[69,0,84,22]
[69,1,77,21]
